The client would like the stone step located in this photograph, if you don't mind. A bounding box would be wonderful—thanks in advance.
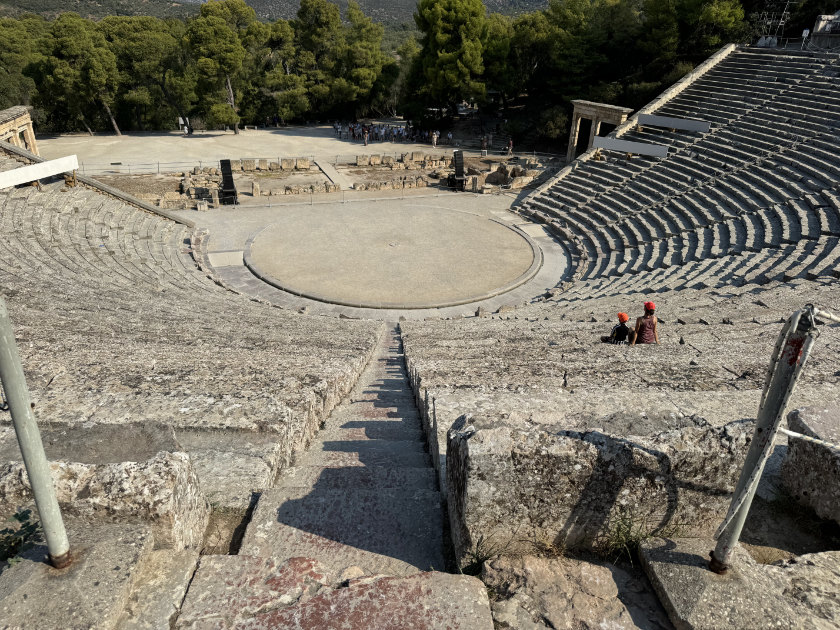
[175,555,493,629]
[299,439,432,468]
[316,418,426,442]
[240,488,445,575]
[324,398,422,424]
[277,465,438,492]
[0,522,155,630]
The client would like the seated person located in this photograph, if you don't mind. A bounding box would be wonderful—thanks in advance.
[630,301,659,345]
[601,312,631,344]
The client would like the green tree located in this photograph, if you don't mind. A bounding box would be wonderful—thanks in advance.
[414,0,488,109]
[32,13,122,134]
[0,15,46,110]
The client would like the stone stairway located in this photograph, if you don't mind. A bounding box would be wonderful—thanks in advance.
[175,326,492,628]
[239,325,445,575]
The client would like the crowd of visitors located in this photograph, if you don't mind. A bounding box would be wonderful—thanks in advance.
[332,121,455,147]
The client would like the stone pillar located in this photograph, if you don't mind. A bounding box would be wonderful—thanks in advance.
[22,124,38,155]
[587,119,601,149]
[566,115,583,163]
[10,130,21,148]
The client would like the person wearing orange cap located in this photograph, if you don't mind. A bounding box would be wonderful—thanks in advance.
[630,301,659,345]
[601,312,632,344]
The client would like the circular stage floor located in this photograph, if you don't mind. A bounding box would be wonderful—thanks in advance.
[245,205,539,309]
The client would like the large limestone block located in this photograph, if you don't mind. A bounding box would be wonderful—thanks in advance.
[281,158,295,170]
[356,155,370,166]
[446,414,751,565]
[295,158,310,170]
[641,538,840,630]
[483,555,671,629]
[369,154,381,165]
[0,522,154,630]
[118,550,200,629]
[178,555,493,629]
[241,159,256,171]
[782,406,840,525]
[0,425,209,550]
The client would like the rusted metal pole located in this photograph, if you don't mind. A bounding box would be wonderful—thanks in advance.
[0,297,71,568]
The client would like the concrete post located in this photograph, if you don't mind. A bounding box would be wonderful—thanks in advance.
[0,297,71,568]
[566,115,582,163]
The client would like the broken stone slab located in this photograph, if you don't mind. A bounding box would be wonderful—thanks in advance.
[0,424,209,550]
[446,414,752,566]
[177,556,493,629]
[239,487,444,576]
[0,522,154,630]
[483,554,671,629]
[640,538,840,630]
[117,549,199,629]
[782,406,840,525]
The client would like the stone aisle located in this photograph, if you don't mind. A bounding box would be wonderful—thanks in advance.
[175,326,497,628]
[238,324,445,574]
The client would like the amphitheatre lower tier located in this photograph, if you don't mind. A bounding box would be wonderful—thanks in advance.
[243,204,542,310]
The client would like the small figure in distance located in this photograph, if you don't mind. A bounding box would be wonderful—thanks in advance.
[601,312,631,344]
[630,301,660,345]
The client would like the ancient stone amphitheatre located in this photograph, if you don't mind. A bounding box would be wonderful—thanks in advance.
[1,45,839,629]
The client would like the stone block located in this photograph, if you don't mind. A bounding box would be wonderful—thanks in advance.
[401,153,411,163]
[210,189,219,204]
[0,522,154,629]
[119,550,199,629]
[382,155,395,166]
[281,158,295,170]
[258,159,268,170]
[483,555,670,630]
[0,424,209,550]
[641,538,840,629]
[296,158,310,170]
[196,200,208,212]
[269,161,280,170]
[242,159,256,171]
[177,556,493,629]
[251,181,260,197]
[411,152,424,162]
[369,154,381,165]
[782,406,840,525]
[446,415,752,565]
[356,155,370,166]
[229,159,241,170]
[416,178,427,188]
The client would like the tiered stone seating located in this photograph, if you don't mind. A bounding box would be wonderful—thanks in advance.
[518,47,840,294]
[0,166,383,516]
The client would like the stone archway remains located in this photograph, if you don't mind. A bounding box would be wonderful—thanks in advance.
[0,106,39,156]
[566,100,632,163]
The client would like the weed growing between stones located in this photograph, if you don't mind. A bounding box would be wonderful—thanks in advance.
[460,533,511,576]
[593,507,683,566]
[0,509,42,571]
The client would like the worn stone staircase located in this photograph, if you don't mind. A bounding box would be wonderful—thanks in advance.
[175,326,493,628]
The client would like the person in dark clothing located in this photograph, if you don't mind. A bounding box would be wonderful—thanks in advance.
[630,301,659,345]
[601,312,631,344]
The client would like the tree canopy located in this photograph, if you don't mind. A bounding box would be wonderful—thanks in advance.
[0,0,763,147]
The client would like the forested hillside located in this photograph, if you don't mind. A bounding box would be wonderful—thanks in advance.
[0,0,197,20]
[0,0,547,23]
[0,0,766,148]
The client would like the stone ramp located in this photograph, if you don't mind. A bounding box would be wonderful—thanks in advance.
[239,325,446,575]
[313,158,353,190]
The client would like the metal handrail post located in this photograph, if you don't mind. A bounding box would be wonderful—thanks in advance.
[709,307,818,573]
[0,298,71,568]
